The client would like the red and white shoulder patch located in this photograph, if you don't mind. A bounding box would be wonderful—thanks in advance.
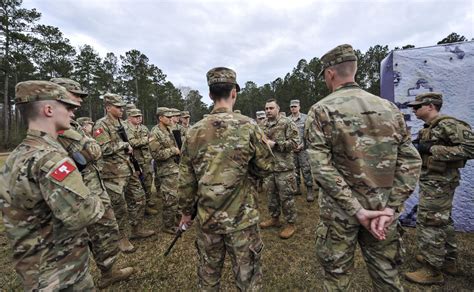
[50,161,76,182]
[94,128,104,137]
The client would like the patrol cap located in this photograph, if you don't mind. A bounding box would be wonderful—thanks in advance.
[181,111,190,118]
[168,108,182,116]
[125,103,137,111]
[206,67,240,92]
[128,108,142,117]
[15,80,80,107]
[256,110,266,119]
[407,92,443,107]
[50,77,88,97]
[290,99,300,106]
[76,117,94,126]
[156,107,172,117]
[319,44,358,77]
[103,93,126,107]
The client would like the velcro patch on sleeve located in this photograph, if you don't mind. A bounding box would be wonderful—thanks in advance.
[50,161,77,182]
[94,128,104,138]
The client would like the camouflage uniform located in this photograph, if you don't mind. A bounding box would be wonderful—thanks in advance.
[179,67,272,291]
[0,81,104,290]
[150,109,180,230]
[408,93,474,270]
[125,109,154,206]
[305,44,421,291]
[93,94,146,238]
[262,115,299,224]
[289,101,314,192]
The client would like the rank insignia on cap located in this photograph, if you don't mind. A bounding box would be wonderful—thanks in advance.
[51,161,76,182]
[94,128,104,137]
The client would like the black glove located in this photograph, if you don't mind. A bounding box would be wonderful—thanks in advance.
[417,140,434,154]
[72,152,87,171]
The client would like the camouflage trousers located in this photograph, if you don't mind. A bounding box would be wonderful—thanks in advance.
[195,224,264,292]
[138,158,154,205]
[316,219,404,292]
[159,174,179,229]
[83,169,120,273]
[293,150,313,188]
[417,179,458,269]
[264,171,297,223]
[102,174,146,237]
[59,272,95,292]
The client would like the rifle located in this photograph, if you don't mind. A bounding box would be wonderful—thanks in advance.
[172,129,182,164]
[164,202,197,256]
[117,120,148,193]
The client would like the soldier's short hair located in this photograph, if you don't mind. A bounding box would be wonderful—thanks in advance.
[209,83,236,101]
[17,102,44,124]
[265,98,279,106]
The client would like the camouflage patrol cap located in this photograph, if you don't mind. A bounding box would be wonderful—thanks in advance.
[181,111,190,118]
[156,107,172,117]
[290,99,300,106]
[256,110,266,119]
[128,108,142,117]
[76,117,94,126]
[125,103,137,111]
[206,67,240,92]
[50,77,88,97]
[319,44,358,77]
[407,92,443,106]
[14,80,80,107]
[103,93,126,107]
[168,108,182,116]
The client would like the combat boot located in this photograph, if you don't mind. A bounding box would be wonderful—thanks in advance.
[118,237,137,254]
[405,263,444,285]
[98,266,135,288]
[416,255,458,275]
[259,217,281,229]
[130,226,156,239]
[306,188,315,202]
[145,207,159,215]
[279,224,296,239]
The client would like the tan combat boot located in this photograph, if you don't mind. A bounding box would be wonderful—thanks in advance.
[416,254,458,275]
[118,237,137,254]
[98,266,135,288]
[145,207,159,215]
[405,263,444,285]
[306,188,315,202]
[279,224,296,239]
[259,217,281,229]
[130,226,156,239]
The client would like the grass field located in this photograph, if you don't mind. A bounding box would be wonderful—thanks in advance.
[0,154,473,290]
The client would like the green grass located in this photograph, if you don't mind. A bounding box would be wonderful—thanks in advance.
[1,185,474,290]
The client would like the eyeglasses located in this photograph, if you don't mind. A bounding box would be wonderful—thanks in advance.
[412,104,425,111]
[290,106,297,108]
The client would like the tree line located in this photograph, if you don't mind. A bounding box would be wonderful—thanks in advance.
[1,0,470,150]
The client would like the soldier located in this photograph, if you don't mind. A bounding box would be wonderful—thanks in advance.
[125,108,158,216]
[180,110,191,131]
[51,78,134,288]
[76,116,94,137]
[149,107,181,234]
[169,108,186,148]
[305,44,422,291]
[259,98,300,239]
[124,103,137,119]
[93,93,155,253]
[178,67,272,291]
[404,92,474,284]
[0,81,104,290]
[289,99,317,202]
[256,110,266,126]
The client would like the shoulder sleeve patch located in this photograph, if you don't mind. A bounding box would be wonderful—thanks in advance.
[94,128,104,138]
[50,161,77,182]
[463,129,473,140]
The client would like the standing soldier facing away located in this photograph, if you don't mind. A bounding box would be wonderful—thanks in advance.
[51,78,134,288]
[125,108,158,216]
[93,93,154,253]
[0,81,104,290]
[305,44,422,291]
[405,92,474,285]
[289,99,317,202]
[259,98,300,239]
[178,67,273,291]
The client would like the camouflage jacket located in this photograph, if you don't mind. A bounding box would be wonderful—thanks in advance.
[150,123,179,177]
[124,121,152,166]
[417,115,474,183]
[290,112,308,143]
[178,107,273,234]
[0,130,104,290]
[262,115,300,172]
[305,82,421,219]
[93,114,133,178]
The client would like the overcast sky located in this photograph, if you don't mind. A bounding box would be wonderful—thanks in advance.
[23,0,473,104]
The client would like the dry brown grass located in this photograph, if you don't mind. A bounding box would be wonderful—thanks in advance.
[1,179,474,291]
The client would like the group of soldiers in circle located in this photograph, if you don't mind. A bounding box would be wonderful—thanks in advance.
[1,43,473,291]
